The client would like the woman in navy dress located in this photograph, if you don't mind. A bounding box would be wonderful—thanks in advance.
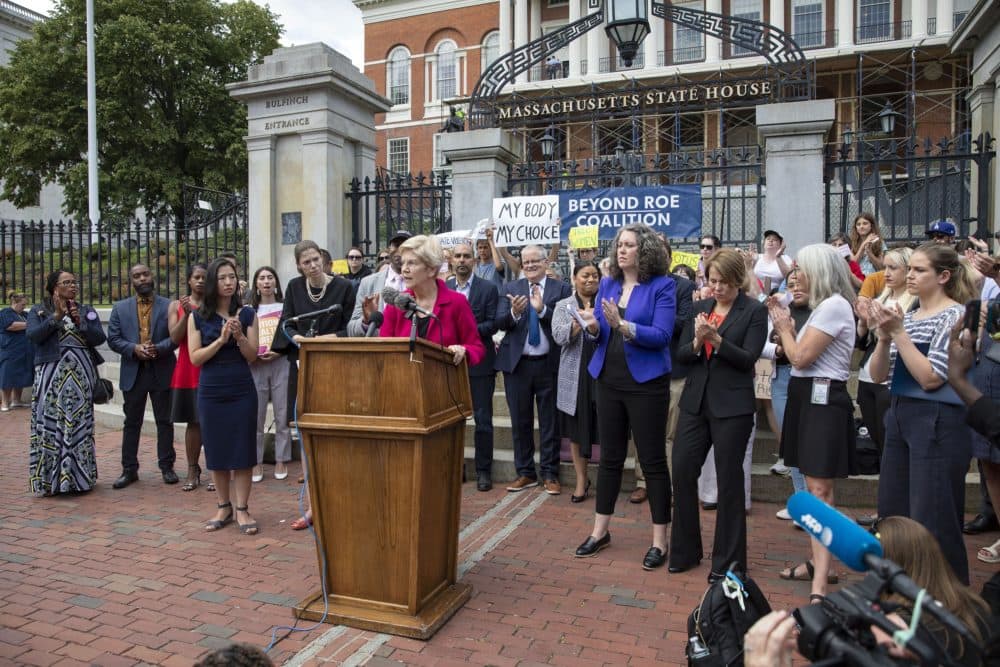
[188,257,260,535]
[0,291,34,409]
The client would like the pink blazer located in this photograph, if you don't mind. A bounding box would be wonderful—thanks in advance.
[380,279,485,367]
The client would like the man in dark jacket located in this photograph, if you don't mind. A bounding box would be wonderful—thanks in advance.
[949,319,1000,447]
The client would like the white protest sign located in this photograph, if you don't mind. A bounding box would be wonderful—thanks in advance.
[491,195,560,247]
[436,229,474,248]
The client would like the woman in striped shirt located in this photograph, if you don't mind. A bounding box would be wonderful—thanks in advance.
[867,243,979,584]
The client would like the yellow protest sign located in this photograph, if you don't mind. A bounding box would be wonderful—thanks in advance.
[331,259,350,275]
[568,225,598,249]
[672,250,700,271]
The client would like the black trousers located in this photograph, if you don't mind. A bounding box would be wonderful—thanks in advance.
[470,373,496,475]
[121,366,174,472]
[504,357,560,481]
[857,380,890,452]
[594,378,670,524]
[670,403,754,574]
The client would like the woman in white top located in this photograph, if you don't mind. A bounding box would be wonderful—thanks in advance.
[250,266,291,482]
[867,243,979,584]
[753,230,793,293]
[767,244,857,603]
[853,247,914,454]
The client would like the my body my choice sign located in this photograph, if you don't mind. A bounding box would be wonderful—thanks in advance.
[491,186,701,245]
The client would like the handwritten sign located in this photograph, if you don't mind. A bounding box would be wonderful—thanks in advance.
[569,225,599,249]
[672,250,700,271]
[559,186,701,240]
[436,230,474,248]
[491,195,560,247]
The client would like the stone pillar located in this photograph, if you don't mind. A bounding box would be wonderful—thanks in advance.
[968,85,995,234]
[568,0,582,77]
[756,100,836,252]
[912,0,928,38]
[837,0,854,47]
[937,0,954,34]
[530,0,541,43]
[440,129,521,228]
[769,0,785,35]
[500,0,513,55]
[229,43,390,282]
[705,0,723,63]
[643,14,660,69]
[514,0,529,83]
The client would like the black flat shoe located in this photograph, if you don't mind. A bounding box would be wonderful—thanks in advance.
[476,474,492,492]
[963,513,1000,535]
[707,571,726,584]
[574,532,610,557]
[570,478,592,503]
[642,546,666,570]
[112,470,139,490]
[161,469,179,485]
[702,502,718,511]
[668,560,700,574]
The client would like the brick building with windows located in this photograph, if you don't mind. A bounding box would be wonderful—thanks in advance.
[356,0,975,195]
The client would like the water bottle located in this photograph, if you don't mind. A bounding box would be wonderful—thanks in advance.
[688,635,711,661]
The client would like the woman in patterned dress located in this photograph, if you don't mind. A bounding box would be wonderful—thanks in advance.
[26,270,107,495]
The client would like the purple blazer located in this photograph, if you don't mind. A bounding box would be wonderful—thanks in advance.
[587,274,676,383]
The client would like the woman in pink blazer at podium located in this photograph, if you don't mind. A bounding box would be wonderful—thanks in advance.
[380,234,485,367]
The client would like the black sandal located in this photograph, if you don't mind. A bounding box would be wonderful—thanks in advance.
[205,502,233,531]
[182,464,201,492]
[235,505,258,535]
[779,560,838,584]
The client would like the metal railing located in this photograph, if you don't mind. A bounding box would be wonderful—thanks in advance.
[855,20,912,44]
[0,210,249,306]
[657,45,706,66]
[347,170,452,257]
[824,134,995,242]
[791,29,837,50]
[598,53,645,73]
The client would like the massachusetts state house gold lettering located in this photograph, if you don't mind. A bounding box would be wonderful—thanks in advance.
[496,81,773,121]
[264,117,311,131]
[265,95,309,109]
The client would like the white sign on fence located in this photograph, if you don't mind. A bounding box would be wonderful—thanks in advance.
[491,195,560,247]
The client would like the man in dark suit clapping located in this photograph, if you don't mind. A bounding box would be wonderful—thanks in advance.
[448,243,499,491]
[107,264,178,489]
[495,245,572,494]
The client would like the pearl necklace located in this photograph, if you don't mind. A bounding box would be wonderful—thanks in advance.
[306,275,330,304]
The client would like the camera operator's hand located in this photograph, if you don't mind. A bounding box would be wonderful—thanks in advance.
[743,610,797,667]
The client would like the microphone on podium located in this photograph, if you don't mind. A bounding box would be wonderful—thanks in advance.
[286,303,341,323]
[787,492,979,645]
[365,311,383,337]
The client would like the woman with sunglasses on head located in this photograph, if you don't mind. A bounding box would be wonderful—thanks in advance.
[27,270,106,495]
[0,291,33,411]
[867,242,979,583]
[168,263,209,491]
[250,266,291,483]
[188,258,260,535]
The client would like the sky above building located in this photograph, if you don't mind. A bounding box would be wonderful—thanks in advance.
[14,0,365,67]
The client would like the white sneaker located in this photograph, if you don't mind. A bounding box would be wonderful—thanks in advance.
[770,462,791,477]
[775,508,792,520]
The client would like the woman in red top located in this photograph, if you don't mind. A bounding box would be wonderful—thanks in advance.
[168,263,208,491]
[380,234,485,367]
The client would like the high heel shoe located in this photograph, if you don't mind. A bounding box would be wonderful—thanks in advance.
[182,464,201,492]
[570,478,592,503]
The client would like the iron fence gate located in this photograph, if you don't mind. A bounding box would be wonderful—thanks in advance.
[824,134,995,242]
[0,196,247,306]
[506,145,764,255]
[346,169,452,257]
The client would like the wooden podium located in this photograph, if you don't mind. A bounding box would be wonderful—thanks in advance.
[292,337,472,639]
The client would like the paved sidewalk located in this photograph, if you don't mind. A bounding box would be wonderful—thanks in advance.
[0,408,995,666]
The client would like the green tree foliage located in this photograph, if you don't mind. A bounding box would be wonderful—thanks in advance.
[0,0,282,223]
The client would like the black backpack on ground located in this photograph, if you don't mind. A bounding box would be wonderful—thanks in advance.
[685,563,771,667]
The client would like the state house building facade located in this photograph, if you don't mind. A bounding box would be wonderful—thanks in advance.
[355,0,975,179]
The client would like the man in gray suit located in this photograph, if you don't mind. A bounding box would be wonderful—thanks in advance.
[347,230,412,336]
[107,264,177,489]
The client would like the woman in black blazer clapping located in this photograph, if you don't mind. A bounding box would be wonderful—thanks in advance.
[669,248,768,582]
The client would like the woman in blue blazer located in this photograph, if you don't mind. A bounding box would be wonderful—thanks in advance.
[574,224,676,571]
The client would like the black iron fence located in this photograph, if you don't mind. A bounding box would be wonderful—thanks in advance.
[0,202,248,306]
[824,134,995,242]
[346,169,452,257]
[506,145,764,252]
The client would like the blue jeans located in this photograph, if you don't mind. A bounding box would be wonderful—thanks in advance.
[771,364,805,493]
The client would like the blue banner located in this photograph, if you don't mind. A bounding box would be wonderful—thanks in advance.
[558,185,702,240]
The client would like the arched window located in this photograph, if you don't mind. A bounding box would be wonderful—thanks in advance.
[482,32,500,71]
[436,40,457,100]
[387,46,410,106]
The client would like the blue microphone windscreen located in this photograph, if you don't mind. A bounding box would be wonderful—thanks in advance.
[786,491,883,572]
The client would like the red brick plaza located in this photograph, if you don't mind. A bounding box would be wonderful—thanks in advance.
[0,409,994,666]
